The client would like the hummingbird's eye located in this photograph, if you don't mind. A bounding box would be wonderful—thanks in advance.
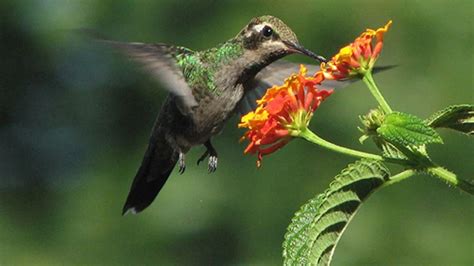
[262,26,273,37]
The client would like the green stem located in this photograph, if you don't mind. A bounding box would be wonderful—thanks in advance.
[381,169,416,188]
[299,128,384,161]
[428,166,474,195]
[362,71,393,114]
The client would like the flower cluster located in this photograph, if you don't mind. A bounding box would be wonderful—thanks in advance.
[321,20,392,80]
[239,21,392,167]
[238,66,333,167]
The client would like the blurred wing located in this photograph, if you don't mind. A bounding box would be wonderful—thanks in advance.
[238,61,337,116]
[238,60,394,116]
[103,40,198,115]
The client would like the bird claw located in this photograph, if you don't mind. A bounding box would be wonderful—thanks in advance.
[208,155,218,173]
[178,152,186,174]
[196,151,218,173]
[197,140,218,173]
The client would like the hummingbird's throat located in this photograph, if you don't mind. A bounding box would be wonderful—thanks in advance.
[237,50,287,85]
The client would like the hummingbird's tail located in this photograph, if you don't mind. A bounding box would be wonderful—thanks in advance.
[122,131,178,215]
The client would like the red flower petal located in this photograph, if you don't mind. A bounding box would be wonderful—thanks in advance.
[239,65,333,167]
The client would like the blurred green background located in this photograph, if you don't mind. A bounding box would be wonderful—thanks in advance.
[0,0,472,265]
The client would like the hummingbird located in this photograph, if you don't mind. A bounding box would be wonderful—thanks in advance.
[102,15,328,215]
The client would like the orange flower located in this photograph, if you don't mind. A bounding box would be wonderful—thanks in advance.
[321,20,392,80]
[239,65,333,167]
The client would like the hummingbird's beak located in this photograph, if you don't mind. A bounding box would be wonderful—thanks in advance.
[284,41,327,63]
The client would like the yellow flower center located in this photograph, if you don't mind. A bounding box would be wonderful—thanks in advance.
[335,46,353,63]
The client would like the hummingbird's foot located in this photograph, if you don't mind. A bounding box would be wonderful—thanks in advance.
[178,152,186,174]
[196,140,218,173]
[208,155,218,173]
[196,151,209,166]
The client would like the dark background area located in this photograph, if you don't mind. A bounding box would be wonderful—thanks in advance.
[0,0,472,265]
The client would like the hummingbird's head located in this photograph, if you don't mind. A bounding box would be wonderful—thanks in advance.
[238,15,326,63]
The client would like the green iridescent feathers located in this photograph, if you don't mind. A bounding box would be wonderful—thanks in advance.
[175,41,243,93]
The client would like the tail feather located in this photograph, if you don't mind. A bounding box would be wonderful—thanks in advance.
[122,136,178,215]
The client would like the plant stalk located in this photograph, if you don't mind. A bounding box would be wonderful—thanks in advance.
[299,129,385,161]
[381,169,416,188]
[428,166,474,195]
[362,71,393,114]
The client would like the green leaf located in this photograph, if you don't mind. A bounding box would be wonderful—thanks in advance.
[377,112,443,147]
[426,104,474,135]
[379,141,408,160]
[282,160,389,266]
